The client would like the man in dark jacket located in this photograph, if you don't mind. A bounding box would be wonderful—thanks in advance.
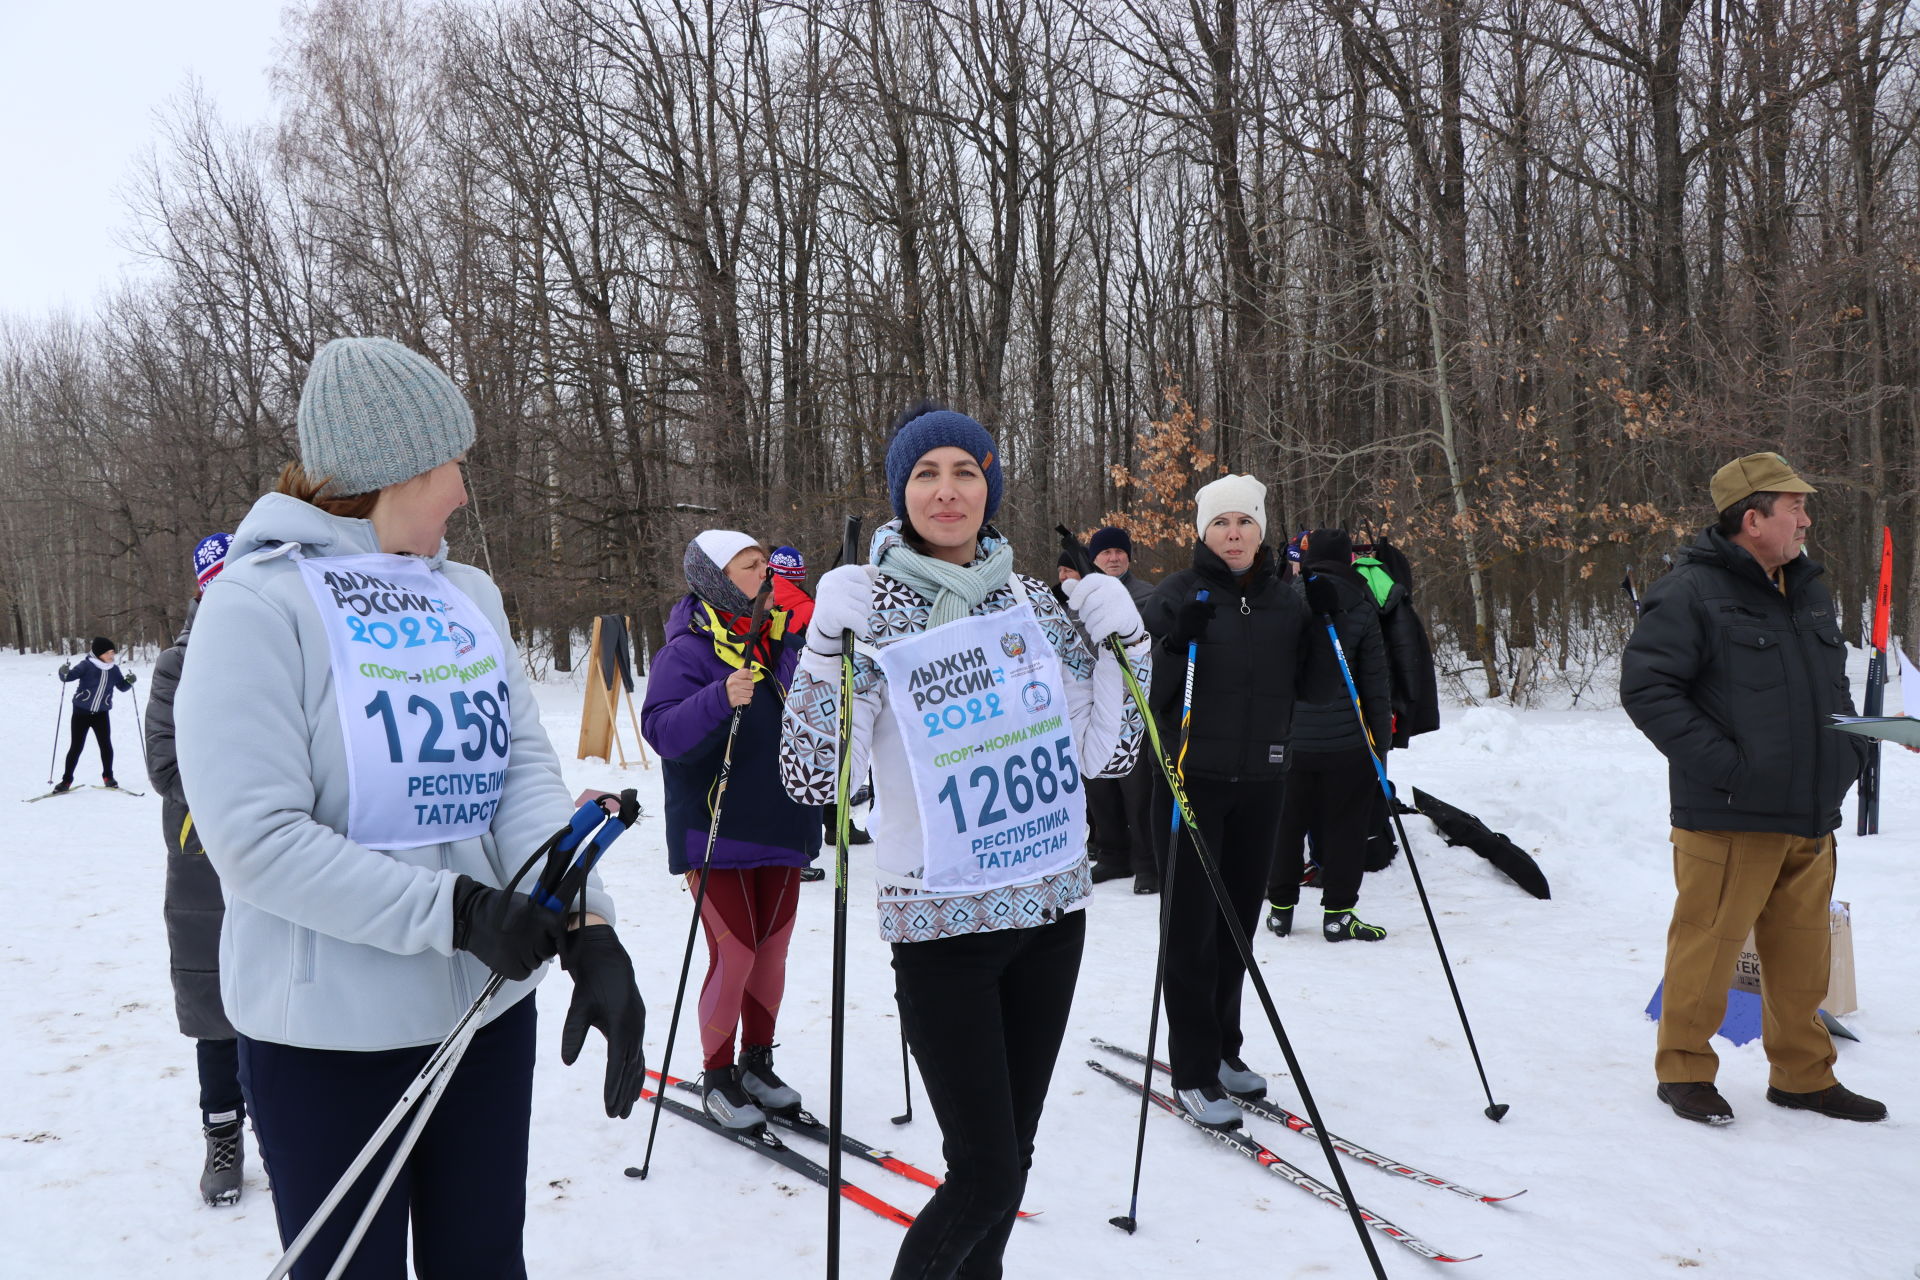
[1081,526,1161,893]
[1621,454,1885,1126]
[145,532,247,1204]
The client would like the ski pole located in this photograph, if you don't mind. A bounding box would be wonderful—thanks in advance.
[826,512,863,1280]
[47,668,66,785]
[890,1013,913,1126]
[1057,528,1386,1277]
[266,794,635,1280]
[1311,578,1508,1122]
[633,568,777,1181]
[1112,588,1202,1236]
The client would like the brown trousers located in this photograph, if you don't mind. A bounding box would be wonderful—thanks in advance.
[1655,827,1838,1092]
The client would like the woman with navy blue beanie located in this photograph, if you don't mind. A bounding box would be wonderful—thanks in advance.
[780,403,1151,1279]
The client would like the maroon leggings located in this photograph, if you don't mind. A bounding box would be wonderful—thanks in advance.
[693,866,802,1070]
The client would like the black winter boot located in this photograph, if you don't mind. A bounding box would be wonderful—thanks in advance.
[1766,1082,1887,1122]
[1658,1081,1734,1125]
[1266,904,1293,937]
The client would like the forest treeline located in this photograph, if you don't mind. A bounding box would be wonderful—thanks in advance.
[2,0,1915,700]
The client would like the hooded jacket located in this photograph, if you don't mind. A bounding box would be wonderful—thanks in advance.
[641,594,821,873]
[1139,544,1310,781]
[1620,526,1867,837]
[174,493,613,1051]
[61,657,130,712]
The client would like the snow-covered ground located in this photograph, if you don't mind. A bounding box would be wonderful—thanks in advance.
[2,647,1913,1279]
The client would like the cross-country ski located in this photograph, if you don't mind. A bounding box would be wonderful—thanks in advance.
[1085,1057,1482,1264]
[1090,1037,1525,1204]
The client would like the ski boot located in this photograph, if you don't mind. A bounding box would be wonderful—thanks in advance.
[799,866,826,883]
[102,775,119,790]
[1219,1057,1267,1100]
[1265,904,1293,937]
[1175,1084,1242,1129]
[52,778,73,794]
[739,1044,803,1114]
[1323,910,1387,942]
[199,1120,244,1206]
[701,1065,768,1130]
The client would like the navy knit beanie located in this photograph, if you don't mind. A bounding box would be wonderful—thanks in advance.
[1089,526,1132,558]
[90,636,115,658]
[884,404,1003,523]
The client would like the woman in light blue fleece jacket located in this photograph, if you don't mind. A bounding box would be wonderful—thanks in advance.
[175,337,645,1279]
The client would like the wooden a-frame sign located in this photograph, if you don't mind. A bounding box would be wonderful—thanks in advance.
[577,614,650,769]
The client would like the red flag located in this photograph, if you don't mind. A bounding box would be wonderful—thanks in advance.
[1872,526,1893,653]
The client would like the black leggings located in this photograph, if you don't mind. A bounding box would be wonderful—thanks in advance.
[889,909,1085,1280]
[63,709,113,781]
[1153,775,1284,1090]
[1268,747,1379,913]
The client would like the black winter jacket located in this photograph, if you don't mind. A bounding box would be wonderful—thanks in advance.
[1375,580,1440,746]
[144,602,236,1042]
[1292,565,1392,755]
[1620,528,1867,837]
[1140,545,1309,781]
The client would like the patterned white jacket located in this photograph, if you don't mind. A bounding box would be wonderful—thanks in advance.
[779,523,1151,943]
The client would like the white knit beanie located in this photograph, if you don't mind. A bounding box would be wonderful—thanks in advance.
[1194,474,1267,539]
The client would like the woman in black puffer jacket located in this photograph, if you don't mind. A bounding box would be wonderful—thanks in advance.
[1139,474,1310,1128]
[1266,528,1393,942]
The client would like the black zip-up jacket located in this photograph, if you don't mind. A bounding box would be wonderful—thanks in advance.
[1292,564,1392,756]
[1140,544,1309,781]
[1620,527,1867,837]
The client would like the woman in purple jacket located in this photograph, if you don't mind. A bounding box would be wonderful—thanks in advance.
[641,531,822,1130]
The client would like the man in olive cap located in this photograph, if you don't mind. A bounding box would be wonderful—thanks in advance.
[1621,453,1885,1125]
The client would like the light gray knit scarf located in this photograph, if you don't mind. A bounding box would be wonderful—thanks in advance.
[880,535,1015,628]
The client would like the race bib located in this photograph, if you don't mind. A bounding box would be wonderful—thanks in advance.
[296,553,513,851]
[877,589,1087,893]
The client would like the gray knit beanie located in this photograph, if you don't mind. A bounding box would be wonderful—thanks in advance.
[297,337,476,496]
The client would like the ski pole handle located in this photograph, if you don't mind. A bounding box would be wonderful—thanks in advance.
[532,790,637,913]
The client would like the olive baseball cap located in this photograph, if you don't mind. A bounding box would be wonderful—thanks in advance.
[1710,452,1816,513]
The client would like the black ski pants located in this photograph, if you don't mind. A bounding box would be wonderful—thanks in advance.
[1153,774,1283,1091]
[1086,754,1154,878]
[238,995,535,1279]
[62,709,113,782]
[1268,747,1380,913]
[889,909,1085,1280]
[196,1036,244,1129]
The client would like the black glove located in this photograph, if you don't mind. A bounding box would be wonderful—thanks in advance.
[1164,595,1216,648]
[450,875,564,981]
[1303,573,1340,616]
[559,924,647,1118]
[124,672,137,686]
[58,663,70,679]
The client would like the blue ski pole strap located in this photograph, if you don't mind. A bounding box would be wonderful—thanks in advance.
[533,797,629,913]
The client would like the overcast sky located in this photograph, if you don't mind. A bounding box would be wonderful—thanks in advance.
[0,1,283,319]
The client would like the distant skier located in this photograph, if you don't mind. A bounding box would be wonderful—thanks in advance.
[145,532,246,1205]
[55,636,134,792]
